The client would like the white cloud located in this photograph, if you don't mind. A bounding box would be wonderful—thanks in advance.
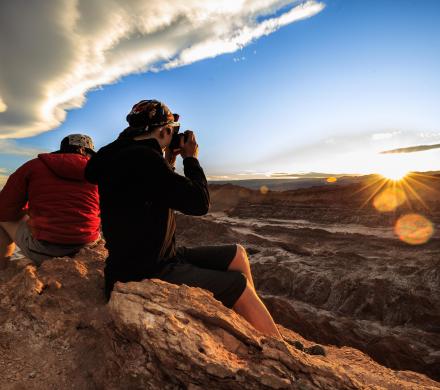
[0,141,44,188]
[0,168,8,189]
[0,140,47,157]
[249,129,440,174]
[418,131,440,139]
[0,97,6,113]
[371,131,400,141]
[0,0,324,138]
[207,175,232,180]
[233,56,247,62]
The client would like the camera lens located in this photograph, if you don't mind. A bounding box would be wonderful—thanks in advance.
[169,131,181,150]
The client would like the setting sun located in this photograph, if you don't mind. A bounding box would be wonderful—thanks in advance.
[378,166,409,181]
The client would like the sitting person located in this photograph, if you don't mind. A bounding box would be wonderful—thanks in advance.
[0,134,100,269]
[85,100,281,338]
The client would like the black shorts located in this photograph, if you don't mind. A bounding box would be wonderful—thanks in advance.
[154,244,247,308]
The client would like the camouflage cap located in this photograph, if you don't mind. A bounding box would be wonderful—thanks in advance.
[126,99,179,130]
[60,134,95,152]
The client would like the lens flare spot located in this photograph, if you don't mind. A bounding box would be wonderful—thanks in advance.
[395,214,434,245]
[373,187,406,212]
[260,185,269,195]
[326,177,337,183]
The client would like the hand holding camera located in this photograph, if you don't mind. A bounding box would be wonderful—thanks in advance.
[180,130,198,159]
[165,129,199,166]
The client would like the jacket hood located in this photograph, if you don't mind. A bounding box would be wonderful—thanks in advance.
[38,153,88,181]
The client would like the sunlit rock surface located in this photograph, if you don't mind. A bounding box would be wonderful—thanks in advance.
[0,243,438,389]
[1,174,439,388]
[176,176,440,381]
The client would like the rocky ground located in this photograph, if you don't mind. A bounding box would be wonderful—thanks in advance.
[176,178,440,382]
[0,243,439,389]
[0,175,439,388]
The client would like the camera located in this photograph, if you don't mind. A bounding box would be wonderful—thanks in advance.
[169,131,189,151]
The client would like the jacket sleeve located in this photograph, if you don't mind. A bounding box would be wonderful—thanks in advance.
[0,163,30,221]
[133,150,210,216]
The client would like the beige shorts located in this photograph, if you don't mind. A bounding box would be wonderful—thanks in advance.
[15,220,98,266]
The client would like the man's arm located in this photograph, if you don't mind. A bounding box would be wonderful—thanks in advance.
[160,130,209,215]
[151,153,210,216]
[126,142,209,216]
[160,157,210,215]
[0,163,30,221]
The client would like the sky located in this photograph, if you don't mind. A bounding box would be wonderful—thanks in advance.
[1,0,439,185]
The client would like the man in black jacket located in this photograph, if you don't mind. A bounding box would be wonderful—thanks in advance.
[85,99,281,338]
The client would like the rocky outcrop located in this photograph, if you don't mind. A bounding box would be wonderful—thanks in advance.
[1,245,439,389]
[176,181,440,382]
[0,245,110,390]
[108,279,439,389]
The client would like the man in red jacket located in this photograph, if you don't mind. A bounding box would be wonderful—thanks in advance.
[0,134,100,269]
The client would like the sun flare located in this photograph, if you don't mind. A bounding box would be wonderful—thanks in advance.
[378,166,409,181]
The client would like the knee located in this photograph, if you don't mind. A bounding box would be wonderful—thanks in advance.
[228,245,249,273]
[235,244,248,261]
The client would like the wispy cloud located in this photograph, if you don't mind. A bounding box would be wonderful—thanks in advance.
[380,143,440,154]
[0,168,9,189]
[233,56,247,63]
[371,131,400,141]
[0,141,44,188]
[270,172,355,178]
[0,0,324,139]
[0,140,47,157]
[207,175,233,180]
[248,129,440,174]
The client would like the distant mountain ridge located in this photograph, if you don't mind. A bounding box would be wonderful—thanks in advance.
[210,171,440,192]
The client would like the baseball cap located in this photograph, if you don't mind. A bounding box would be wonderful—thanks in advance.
[60,134,95,154]
[126,99,180,130]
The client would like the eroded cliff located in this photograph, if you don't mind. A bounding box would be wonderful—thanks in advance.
[0,243,438,389]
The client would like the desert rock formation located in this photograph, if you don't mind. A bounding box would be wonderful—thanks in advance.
[1,243,439,389]
[176,178,440,381]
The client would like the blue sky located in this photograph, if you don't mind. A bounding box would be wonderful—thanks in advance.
[1,0,439,183]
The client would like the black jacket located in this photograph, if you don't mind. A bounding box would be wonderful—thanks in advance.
[85,137,210,281]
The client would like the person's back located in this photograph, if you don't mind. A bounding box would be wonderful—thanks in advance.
[0,134,100,268]
[24,152,99,243]
[86,137,173,275]
[85,109,210,296]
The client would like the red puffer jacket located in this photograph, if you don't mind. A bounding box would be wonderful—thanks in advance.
[0,153,100,244]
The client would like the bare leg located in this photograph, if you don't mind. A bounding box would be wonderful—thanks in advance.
[230,244,280,338]
[233,280,282,339]
[228,244,255,291]
[230,248,325,352]
[0,216,27,270]
[0,225,15,270]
